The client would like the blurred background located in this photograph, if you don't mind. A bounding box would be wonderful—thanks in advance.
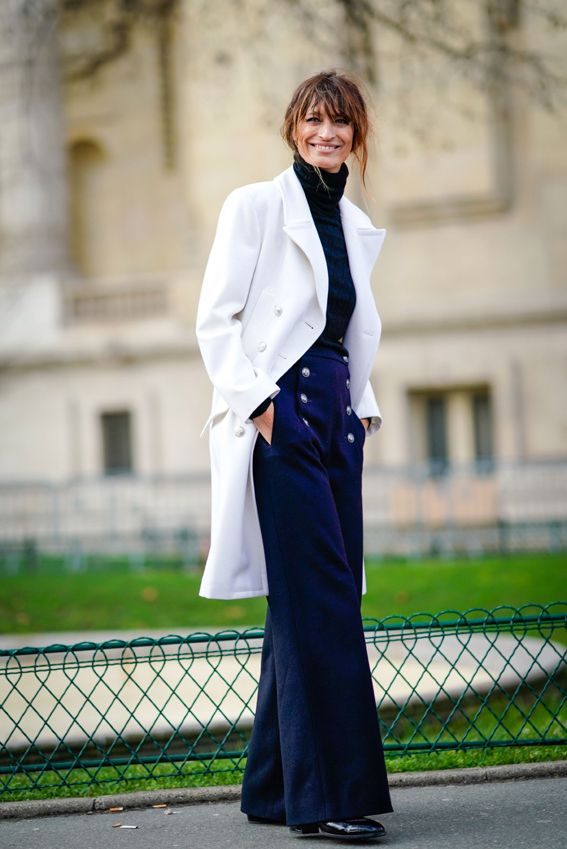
[0,0,566,632]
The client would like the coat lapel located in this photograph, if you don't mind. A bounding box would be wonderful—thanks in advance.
[340,198,385,337]
[275,167,329,316]
[340,198,386,284]
[340,197,385,408]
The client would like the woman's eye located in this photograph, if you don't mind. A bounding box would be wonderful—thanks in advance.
[306,116,320,122]
[336,117,349,124]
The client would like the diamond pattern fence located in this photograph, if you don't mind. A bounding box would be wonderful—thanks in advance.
[1,603,565,796]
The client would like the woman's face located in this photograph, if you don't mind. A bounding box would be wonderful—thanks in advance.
[295,100,354,173]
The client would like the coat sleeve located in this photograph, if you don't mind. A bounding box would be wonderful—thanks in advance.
[355,379,383,435]
[196,187,280,423]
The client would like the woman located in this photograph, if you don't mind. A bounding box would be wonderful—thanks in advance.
[196,70,393,840]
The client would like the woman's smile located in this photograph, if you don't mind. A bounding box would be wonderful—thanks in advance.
[311,143,341,152]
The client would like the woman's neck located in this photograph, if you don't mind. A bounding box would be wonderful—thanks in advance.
[293,154,348,207]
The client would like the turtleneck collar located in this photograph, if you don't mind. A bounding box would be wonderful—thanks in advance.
[293,154,348,207]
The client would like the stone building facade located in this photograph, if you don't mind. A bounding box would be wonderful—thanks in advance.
[0,0,565,555]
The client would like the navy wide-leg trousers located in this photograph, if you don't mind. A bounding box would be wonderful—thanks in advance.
[240,348,393,827]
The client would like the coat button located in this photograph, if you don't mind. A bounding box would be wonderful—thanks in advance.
[301,367,310,378]
[300,392,308,403]
[234,425,245,437]
[347,432,355,443]
[346,378,350,389]
[302,417,310,427]
[273,305,283,316]
[257,341,267,352]
[343,355,349,363]
[346,405,352,415]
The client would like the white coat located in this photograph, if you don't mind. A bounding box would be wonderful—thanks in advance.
[196,165,386,600]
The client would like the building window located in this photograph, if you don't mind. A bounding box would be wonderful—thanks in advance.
[69,139,106,278]
[101,411,133,475]
[472,391,494,472]
[425,395,449,476]
[409,386,494,476]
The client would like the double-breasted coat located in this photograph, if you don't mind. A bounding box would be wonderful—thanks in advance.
[196,165,386,600]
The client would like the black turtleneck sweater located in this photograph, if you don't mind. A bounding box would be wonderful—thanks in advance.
[293,156,356,351]
[250,158,356,419]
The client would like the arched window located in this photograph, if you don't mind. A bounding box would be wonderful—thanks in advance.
[68,139,107,278]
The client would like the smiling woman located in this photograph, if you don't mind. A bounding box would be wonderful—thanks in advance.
[196,70,391,839]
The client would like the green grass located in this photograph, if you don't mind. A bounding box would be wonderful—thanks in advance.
[386,745,566,773]
[0,552,565,636]
[2,747,566,804]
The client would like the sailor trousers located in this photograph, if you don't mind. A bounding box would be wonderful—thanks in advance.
[240,345,393,826]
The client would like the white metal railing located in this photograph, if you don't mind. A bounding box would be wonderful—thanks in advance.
[0,460,566,564]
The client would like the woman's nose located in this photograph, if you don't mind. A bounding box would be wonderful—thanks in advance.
[318,121,335,139]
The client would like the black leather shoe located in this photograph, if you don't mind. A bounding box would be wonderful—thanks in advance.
[247,813,285,825]
[290,817,386,840]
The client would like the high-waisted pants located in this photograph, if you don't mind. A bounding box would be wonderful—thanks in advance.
[240,347,393,827]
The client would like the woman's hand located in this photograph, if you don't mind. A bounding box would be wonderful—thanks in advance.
[362,417,370,432]
[253,402,275,445]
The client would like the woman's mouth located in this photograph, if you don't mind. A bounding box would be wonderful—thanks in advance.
[310,143,340,153]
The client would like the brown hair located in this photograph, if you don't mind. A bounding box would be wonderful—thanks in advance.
[282,70,371,184]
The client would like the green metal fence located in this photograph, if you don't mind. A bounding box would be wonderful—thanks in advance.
[1,603,565,796]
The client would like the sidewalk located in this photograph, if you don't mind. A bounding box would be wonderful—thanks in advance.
[1,764,566,849]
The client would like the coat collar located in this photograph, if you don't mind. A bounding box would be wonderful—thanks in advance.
[274,165,386,315]
[274,164,384,233]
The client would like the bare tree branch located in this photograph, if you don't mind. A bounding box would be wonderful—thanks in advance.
[54,0,567,114]
[62,0,178,81]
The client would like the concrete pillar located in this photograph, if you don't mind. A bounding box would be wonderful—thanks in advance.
[0,0,68,277]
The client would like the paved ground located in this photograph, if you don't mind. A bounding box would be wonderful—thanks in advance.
[1,776,565,849]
